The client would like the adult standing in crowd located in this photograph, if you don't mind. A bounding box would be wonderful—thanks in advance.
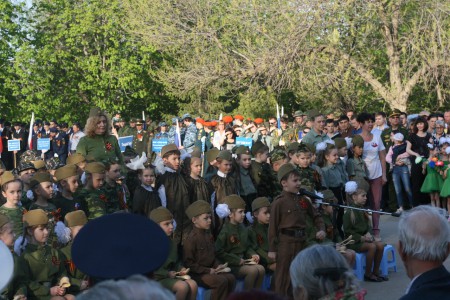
[358,112,386,241]
[301,110,330,147]
[69,122,85,154]
[213,120,227,150]
[398,206,450,300]
[406,118,431,206]
[76,108,123,165]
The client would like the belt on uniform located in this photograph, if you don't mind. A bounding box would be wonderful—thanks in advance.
[280,228,305,238]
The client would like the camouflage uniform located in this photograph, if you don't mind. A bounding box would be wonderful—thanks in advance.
[79,188,114,221]
[297,166,323,191]
[183,123,197,151]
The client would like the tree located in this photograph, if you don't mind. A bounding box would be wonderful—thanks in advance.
[7,0,176,122]
[125,0,450,114]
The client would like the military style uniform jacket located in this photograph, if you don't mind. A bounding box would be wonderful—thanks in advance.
[20,244,68,300]
[0,205,24,238]
[343,205,371,252]
[210,172,238,205]
[132,130,149,155]
[185,176,213,204]
[132,184,162,218]
[248,222,274,268]
[381,126,409,149]
[1,251,27,299]
[79,188,113,221]
[76,135,124,165]
[60,242,86,294]
[250,161,277,199]
[154,239,180,280]
[268,191,324,252]
[183,227,220,274]
[215,221,257,271]
[297,166,323,191]
[50,133,68,164]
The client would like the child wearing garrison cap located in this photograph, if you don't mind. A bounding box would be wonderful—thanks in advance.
[151,207,198,300]
[0,214,27,300]
[183,200,235,300]
[0,171,24,238]
[234,146,257,212]
[66,153,86,176]
[204,147,219,183]
[210,150,238,236]
[79,162,109,221]
[53,165,85,220]
[16,161,37,210]
[268,164,325,298]
[18,209,74,299]
[215,195,265,291]
[248,197,275,273]
[158,144,192,245]
[55,210,89,294]
[29,173,58,215]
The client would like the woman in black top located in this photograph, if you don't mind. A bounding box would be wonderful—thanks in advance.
[406,118,432,206]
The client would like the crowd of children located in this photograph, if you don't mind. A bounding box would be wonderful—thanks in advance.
[2,108,450,300]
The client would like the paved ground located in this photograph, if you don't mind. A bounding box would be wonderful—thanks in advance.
[360,214,450,300]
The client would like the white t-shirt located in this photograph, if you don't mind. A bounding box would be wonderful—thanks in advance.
[363,134,385,180]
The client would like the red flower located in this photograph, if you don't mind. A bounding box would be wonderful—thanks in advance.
[257,234,264,246]
[99,194,108,203]
[137,134,143,141]
[299,199,309,209]
[51,208,62,222]
[230,235,240,245]
[105,141,113,151]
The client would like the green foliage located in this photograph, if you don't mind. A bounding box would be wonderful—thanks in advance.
[5,0,176,123]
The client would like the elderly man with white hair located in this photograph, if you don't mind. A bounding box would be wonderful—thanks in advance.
[398,206,450,300]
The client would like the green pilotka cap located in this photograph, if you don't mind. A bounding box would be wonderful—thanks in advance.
[85,162,106,174]
[277,163,299,183]
[65,211,88,227]
[206,148,219,163]
[161,144,179,158]
[55,165,78,181]
[251,197,270,212]
[29,173,53,188]
[23,209,49,227]
[186,200,212,219]
[352,135,364,148]
[334,138,347,149]
[235,146,251,156]
[321,189,337,204]
[149,207,173,224]
[217,150,232,161]
[0,171,16,187]
[66,153,86,166]
[223,194,246,209]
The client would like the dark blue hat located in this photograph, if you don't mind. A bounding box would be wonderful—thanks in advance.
[72,213,170,280]
[49,127,58,133]
[158,121,167,127]
[43,121,50,126]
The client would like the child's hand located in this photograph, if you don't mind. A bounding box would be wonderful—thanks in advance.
[13,295,27,300]
[179,268,188,275]
[268,252,277,260]
[251,255,260,263]
[50,286,65,296]
[316,230,326,240]
[239,259,245,266]
[210,268,216,274]
[168,271,177,278]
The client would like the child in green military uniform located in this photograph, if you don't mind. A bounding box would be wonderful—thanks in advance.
[295,144,324,191]
[248,197,275,273]
[55,211,89,295]
[183,200,235,300]
[235,146,257,212]
[346,135,370,193]
[102,159,127,212]
[184,157,213,204]
[0,214,27,300]
[53,165,84,221]
[150,207,198,300]
[18,209,75,299]
[343,182,386,282]
[215,194,265,291]
[250,142,277,200]
[158,144,193,245]
[65,153,86,176]
[79,162,109,221]
[268,164,325,297]
[0,171,24,238]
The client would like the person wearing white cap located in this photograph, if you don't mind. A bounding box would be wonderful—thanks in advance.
[386,132,413,213]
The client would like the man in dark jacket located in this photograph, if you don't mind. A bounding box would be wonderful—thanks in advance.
[398,206,450,300]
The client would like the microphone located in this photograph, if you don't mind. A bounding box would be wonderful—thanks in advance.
[298,188,324,200]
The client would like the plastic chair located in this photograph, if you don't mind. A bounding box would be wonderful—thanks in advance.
[262,274,272,291]
[196,286,211,300]
[234,279,245,292]
[380,244,397,276]
[353,252,367,280]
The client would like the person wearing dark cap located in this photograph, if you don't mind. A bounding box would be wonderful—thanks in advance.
[151,207,198,299]
[268,164,325,297]
[12,122,28,157]
[273,116,295,148]
[132,119,149,155]
[56,211,89,295]
[204,147,219,183]
[16,161,37,210]
[269,148,288,196]
[250,141,277,200]
[158,144,193,245]
[182,114,197,153]
[215,195,265,290]
[301,110,330,147]
[183,200,235,300]
[248,197,275,273]
[76,108,123,166]
[49,126,68,165]
[18,209,75,299]
[155,121,169,140]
